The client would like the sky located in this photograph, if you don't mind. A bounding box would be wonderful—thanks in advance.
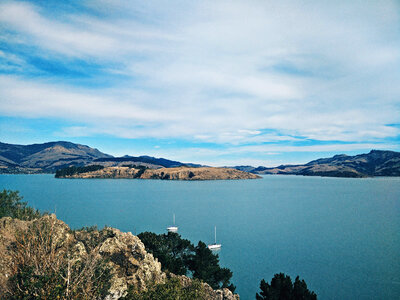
[0,0,399,166]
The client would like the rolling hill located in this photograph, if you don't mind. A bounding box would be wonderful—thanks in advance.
[0,141,112,173]
[0,141,200,173]
[232,150,400,177]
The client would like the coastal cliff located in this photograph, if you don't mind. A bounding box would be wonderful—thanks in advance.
[56,166,261,180]
[0,215,239,299]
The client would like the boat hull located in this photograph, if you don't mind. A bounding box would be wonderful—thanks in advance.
[208,244,221,250]
[167,226,178,232]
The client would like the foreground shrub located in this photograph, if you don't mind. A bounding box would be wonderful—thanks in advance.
[4,217,112,299]
[122,277,205,300]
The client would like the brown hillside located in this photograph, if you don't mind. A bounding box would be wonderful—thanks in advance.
[58,166,261,180]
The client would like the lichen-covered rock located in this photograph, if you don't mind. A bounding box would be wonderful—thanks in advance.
[99,228,165,299]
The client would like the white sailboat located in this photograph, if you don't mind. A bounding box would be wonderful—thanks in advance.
[167,214,178,232]
[208,226,221,250]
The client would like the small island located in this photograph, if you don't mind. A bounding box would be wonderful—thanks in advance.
[55,165,261,180]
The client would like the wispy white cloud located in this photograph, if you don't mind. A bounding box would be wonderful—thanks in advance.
[0,3,113,57]
[0,0,399,162]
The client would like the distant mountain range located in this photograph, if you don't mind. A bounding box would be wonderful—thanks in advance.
[0,141,200,173]
[1,141,399,177]
[231,150,400,177]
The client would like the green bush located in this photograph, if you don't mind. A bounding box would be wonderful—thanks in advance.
[121,277,205,300]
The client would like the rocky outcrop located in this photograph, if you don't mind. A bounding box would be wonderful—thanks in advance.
[0,215,165,299]
[94,227,166,299]
[0,215,239,299]
[58,166,261,180]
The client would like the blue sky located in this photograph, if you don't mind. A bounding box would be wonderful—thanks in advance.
[0,0,399,166]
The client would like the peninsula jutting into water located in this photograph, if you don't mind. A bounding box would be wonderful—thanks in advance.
[55,165,261,180]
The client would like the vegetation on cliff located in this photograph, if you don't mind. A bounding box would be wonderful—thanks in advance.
[139,232,235,292]
[122,276,206,300]
[0,215,166,299]
[5,218,112,299]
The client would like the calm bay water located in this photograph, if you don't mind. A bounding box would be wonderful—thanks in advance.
[1,174,399,299]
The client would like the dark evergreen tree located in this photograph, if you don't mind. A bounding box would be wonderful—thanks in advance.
[293,276,316,300]
[138,232,193,275]
[189,241,235,291]
[256,273,317,300]
[138,233,235,292]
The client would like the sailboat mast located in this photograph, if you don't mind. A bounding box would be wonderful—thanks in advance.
[173,214,175,225]
[207,225,221,250]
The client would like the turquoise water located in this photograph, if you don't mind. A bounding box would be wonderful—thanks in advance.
[1,174,399,300]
